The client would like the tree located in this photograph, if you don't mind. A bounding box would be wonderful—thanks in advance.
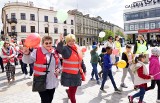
[115,30,125,38]
[103,30,114,41]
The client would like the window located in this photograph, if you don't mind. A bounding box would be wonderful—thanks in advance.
[71,20,74,25]
[31,26,35,33]
[71,29,74,34]
[64,29,67,36]
[129,24,134,31]
[150,22,156,29]
[54,28,58,33]
[44,16,48,22]
[135,24,139,30]
[11,26,16,32]
[149,9,156,18]
[54,17,58,23]
[11,13,16,19]
[156,9,160,17]
[30,14,35,21]
[139,22,145,29]
[45,27,48,33]
[21,13,26,20]
[21,25,26,32]
[144,11,149,18]
[156,21,160,28]
[145,22,150,29]
[64,20,67,24]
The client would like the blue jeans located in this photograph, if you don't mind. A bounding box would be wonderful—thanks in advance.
[133,87,146,102]
[91,63,99,81]
[100,69,118,90]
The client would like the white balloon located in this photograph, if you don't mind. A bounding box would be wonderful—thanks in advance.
[99,32,105,38]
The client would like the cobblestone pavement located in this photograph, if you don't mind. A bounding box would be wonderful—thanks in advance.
[0,46,158,103]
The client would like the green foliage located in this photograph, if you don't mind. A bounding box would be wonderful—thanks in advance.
[115,30,124,37]
[103,30,114,41]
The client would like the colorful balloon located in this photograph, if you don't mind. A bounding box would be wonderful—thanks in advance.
[56,10,68,23]
[99,31,105,38]
[112,49,119,55]
[81,47,87,52]
[24,33,41,48]
[117,60,127,68]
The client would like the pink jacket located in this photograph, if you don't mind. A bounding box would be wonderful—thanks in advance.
[149,55,160,80]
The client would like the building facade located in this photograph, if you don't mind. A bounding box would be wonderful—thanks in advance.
[68,9,122,46]
[1,2,75,44]
[124,0,160,44]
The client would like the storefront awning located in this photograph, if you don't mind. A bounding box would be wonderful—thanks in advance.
[138,28,160,34]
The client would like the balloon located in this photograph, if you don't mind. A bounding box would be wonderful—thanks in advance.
[112,49,119,55]
[0,41,4,47]
[81,47,87,52]
[99,31,105,38]
[56,10,68,23]
[24,33,41,48]
[138,45,147,53]
[117,60,127,68]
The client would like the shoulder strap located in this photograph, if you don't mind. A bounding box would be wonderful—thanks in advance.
[45,53,52,75]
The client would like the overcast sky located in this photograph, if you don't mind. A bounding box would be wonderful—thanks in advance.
[0,0,135,30]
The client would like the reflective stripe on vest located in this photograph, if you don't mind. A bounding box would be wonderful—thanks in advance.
[136,41,147,54]
[34,70,46,75]
[34,63,46,68]
[63,60,81,64]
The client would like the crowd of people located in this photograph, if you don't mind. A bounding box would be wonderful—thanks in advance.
[0,34,160,103]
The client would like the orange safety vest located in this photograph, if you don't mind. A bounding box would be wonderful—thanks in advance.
[2,48,15,64]
[33,47,59,77]
[62,46,83,74]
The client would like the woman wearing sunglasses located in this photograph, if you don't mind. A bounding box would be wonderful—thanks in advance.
[22,36,61,103]
[0,41,16,84]
[56,34,86,103]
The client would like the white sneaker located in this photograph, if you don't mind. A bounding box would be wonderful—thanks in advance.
[24,75,28,78]
[156,100,160,102]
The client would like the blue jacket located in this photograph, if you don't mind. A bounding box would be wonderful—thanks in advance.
[103,54,112,70]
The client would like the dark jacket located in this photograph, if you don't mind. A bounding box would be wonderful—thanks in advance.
[121,52,129,68]
[90,47,99,64]
[103,54,112,71]
[56,41,85,87]
[133,40,148,54]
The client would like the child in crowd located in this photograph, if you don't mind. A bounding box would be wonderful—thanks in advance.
[100,47,121,93]
[90,45,100,84]
[98,48,106,78]
[147,48,160,103]
[121,44,134,88]
[128,54,153,103]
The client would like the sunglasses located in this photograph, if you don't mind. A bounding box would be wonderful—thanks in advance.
[45,42,52,45]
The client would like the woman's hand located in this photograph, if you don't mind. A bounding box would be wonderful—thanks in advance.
[54,68,60,76]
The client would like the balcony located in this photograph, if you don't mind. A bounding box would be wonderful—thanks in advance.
[8,32,17,37]
[7,18,17,24]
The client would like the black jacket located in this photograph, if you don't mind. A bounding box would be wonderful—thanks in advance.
[121,52,129,68]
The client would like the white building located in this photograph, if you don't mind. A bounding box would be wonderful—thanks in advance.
[124,0,160,44]
[1,2,75,44]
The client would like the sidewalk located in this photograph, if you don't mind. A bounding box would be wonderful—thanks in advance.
[0,46,158,103]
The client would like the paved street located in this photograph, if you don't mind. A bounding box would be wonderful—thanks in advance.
[0,46,158,103]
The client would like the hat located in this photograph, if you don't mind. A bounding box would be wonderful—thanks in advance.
[101,47,106,53]
[92,45,97,49]
[151,48,159,56]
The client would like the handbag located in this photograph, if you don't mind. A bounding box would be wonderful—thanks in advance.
[32,53,52,92]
